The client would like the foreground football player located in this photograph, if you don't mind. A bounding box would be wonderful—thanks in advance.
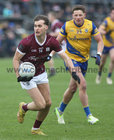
[13,15,80,135]
[54,5,104,125]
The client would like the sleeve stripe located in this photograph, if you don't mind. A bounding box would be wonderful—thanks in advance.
[59,32,66,37]
[92,32,100,36]
[17,48,26,55]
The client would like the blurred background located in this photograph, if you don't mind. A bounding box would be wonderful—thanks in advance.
[0,0,113,57]
[0,1,114,139]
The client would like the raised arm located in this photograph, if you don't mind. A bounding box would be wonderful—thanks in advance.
[56,34,65,44]
[99,25,106,35]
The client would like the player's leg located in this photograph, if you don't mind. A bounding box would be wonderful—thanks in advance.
[55,65,99,124]
[96,54,108,84]
[31,83,51,135]
[107,48,114,84]
[48,58,56,77]
[77,71,99,124]
[17,87,46,123]
[27,87,46,110]
[55,78,77,124]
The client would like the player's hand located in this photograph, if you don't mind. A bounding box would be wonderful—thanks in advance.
[17,76,33,82]
[72,72,80,84]
[45,55,52,62]
[96,54,101,65]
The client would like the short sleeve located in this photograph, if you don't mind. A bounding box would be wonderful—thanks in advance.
[91,22,99,36]
[59,22,67,37]
[17,39,28,55]
[101,20,107,28]
[51,37,62,53]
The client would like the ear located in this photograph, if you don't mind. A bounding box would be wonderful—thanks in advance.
[72,13,74,19]
[84,13,86,18]
[45,25,48,30]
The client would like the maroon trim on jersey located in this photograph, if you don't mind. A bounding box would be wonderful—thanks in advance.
[51,20,63,32]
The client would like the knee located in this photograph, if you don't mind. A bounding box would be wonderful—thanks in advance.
[37,100,51,110]
[35,101,46,110]
[111,57,114,64]
[79,81,87,92]
[46,100,52,108]
[100,60,105,67]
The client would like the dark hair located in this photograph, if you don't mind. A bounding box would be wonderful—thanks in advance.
[34,15,49,26]
[111,6,114,12]
[72,5,86,13]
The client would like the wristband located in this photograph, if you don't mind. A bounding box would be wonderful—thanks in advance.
[49,53,53,57]
[97,52,102,56]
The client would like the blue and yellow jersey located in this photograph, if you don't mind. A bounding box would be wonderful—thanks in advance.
[59,19,99,62]
[101,17,114,47]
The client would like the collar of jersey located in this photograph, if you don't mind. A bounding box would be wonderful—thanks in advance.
[73,20,84,27]
[35,34,47,46]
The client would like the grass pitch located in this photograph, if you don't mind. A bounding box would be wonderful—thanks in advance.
[0,57,114,140]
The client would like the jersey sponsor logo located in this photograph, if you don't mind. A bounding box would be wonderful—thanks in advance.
[39,48,43,53]
[68,36,89,41]
[69,29,74,32]
[31,49,37,52]
[85,29,88,33]
[76,29,82,34]
[46,47,50,52]
[29,55,48,61]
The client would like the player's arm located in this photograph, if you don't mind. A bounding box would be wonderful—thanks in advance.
[93,33,104,65]
[99,25,106,35]
[99,20,107,35]
[58,51,80,84]
[13,50,32,82]
[56,34,65,44]
[49,34,65,57]
[94,33,104,55]
[49,32,66,59]
[56,23,66,44]
[92,22,104,65]
[92,22,104,55]
[13,51,24,78]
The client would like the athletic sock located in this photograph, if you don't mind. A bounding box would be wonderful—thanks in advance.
[33,120,42,129]
[83,106,91,117]
[108,72,112,78]
[59,102,67,114]
[22,104,28,112]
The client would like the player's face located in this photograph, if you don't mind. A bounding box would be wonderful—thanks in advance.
[72,10,86,26]
[110,10,114,21]
[34,20,48,37]
[48,13,53,22]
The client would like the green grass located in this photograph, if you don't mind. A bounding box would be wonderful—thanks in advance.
[0,57,114,140]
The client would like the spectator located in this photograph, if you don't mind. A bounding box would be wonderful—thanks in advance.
[5,30,16,57]
[3,2,14,17]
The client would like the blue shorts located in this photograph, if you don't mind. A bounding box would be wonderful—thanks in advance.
[65,59,88,77]
[102,46,114,54]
